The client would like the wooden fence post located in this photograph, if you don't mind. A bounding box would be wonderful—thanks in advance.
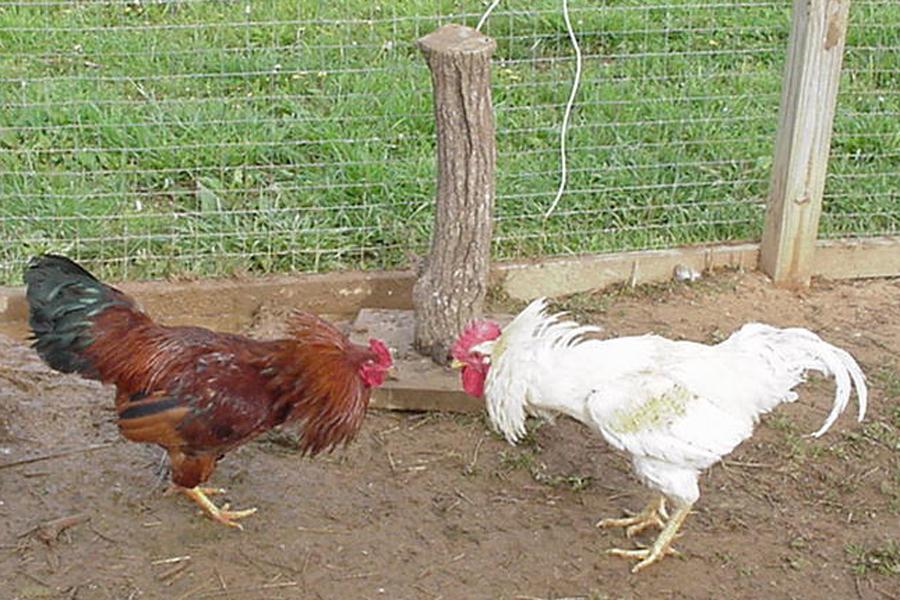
[759,0,851,287]
[413,24,497,364]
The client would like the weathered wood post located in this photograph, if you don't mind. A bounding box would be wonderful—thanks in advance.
[759,0,851,287]
[413,24,497,364]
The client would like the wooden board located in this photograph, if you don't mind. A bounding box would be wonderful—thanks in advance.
[813,236,900,279]
[760,0,852,286]
[4,237,898,340]
[0,268,414,340]
[495,243,759,301]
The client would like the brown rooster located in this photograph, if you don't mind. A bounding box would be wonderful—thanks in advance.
[25,255,393,528]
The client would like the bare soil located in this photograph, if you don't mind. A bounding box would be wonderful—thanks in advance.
[1,271,898,600]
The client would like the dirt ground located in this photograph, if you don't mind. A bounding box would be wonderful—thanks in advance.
[1,270,898,600]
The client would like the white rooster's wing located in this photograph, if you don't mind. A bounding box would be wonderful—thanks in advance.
[585,358,758,504]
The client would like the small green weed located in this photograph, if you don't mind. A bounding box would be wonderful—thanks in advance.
[846,540,900,576]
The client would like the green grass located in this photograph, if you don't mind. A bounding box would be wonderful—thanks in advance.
[846,540,900,576]
[0,0,897,284]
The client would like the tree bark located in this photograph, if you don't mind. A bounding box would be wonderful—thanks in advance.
[413,24,497,364]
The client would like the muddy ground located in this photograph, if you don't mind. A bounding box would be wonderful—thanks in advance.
[0,271,898,599]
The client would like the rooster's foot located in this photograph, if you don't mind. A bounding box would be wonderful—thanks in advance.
[180,486,258,530]
[604,501,692,573]
[606,545,680,573]
[596,495,668,538]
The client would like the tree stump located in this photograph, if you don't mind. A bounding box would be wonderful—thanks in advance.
[412,24,497,365]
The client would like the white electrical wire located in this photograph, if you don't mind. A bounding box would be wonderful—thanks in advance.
[543,0,583,219]
[476,0,503,32]
[474,0,583,219]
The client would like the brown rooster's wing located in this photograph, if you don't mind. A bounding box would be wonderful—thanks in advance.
[114,315,373,479]
[117,350,279,454]
[114,343,289,490]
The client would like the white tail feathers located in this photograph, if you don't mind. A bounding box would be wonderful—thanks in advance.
[726,323,868,438]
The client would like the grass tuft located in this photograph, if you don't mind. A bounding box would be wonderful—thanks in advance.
[846,540,900,576]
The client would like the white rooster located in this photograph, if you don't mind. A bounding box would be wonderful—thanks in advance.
[451,298,867,572]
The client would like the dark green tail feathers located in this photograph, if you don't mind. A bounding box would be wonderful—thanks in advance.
[24,254,132,378]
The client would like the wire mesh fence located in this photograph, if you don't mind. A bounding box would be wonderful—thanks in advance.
[0,0,897,285]
[822,0,900,238]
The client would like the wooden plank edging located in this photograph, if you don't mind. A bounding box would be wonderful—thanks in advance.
[3,236,898,339]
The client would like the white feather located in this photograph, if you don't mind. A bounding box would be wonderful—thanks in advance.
[481,301,868,504]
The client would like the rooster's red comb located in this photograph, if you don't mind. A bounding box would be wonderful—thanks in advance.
[451,320,502,361]
[368,338,393,367]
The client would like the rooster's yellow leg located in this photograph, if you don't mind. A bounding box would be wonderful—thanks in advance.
[194,486,228,496]
[596,495,668,538]
[180,486,258,530]
[606,501,692,573]
[164,484,227,497]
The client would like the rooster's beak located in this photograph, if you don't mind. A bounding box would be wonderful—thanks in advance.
[386,367,399,381]
[450,358,465,369]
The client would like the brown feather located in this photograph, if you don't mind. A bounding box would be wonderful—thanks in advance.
[116,393,190,448]
[253,309,380,455]
[167,450,217,489]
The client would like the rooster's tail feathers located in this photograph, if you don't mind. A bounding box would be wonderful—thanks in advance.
[727,323,867,438]
[808,337,867,437]
[24,254,134,377]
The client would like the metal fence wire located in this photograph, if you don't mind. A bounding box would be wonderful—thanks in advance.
[1,0,897,285]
